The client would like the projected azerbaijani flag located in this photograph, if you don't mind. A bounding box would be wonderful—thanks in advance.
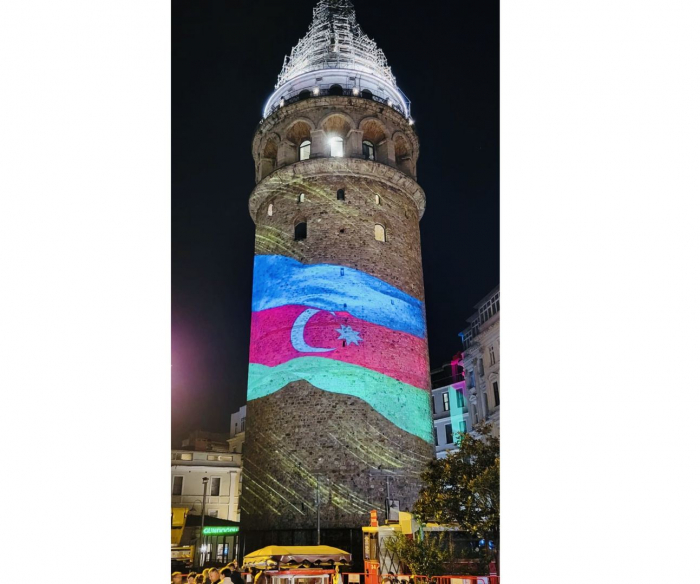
[248,254,433,443]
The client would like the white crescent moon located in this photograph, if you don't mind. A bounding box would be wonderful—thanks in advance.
[291,308,336,353]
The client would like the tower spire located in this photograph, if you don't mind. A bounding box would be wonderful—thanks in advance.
[276,0,396,89]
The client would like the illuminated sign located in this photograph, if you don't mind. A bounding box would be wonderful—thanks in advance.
[202,526,239,535]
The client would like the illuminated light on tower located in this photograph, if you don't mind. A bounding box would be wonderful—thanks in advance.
[241,0,432,550]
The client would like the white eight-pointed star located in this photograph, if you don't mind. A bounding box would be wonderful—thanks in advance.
[335,324,363,346]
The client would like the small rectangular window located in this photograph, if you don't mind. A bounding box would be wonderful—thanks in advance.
[211,477,221,496]
[431,396,436,414]
[493,381,500,407]
[433,427,438,445]
[337,188,345,201]
[172,476,183,496]
[207,455,217,461]
[442,392,449,412]
[445,424,453,444]
[294,222,307,241]
[455,391,464,408]
[489,345,496,366]
[177,453,193,461]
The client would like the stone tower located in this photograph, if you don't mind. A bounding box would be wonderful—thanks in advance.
[242,0,433,551]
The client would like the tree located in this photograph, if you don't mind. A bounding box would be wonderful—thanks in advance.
[384,531,450,581]
[413,424,500,564]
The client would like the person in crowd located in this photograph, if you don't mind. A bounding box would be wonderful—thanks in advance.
[230,565,244,584]
[209,568,222,583]
[187,573,197,584]
[172,572,183,584]
[203,569,211,583]
[220,568,233,584]
[195,575,205,584]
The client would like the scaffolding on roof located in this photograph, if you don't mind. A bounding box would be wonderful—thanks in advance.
[276,0,396,89]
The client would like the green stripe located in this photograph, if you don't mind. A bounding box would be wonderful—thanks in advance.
[248,358,433,443]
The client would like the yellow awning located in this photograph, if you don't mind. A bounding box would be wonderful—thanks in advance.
[243,546,351,570]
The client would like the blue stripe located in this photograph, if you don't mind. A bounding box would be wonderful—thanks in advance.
[252,255,426,338]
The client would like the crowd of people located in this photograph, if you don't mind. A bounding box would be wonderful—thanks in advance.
[171,560,246,584]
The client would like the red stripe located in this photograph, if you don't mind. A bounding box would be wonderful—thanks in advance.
[250,305,429,390]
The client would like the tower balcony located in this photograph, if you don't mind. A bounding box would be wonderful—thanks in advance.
[252,95,420,186]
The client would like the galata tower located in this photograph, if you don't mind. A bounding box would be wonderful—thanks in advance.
[241,0,433,553]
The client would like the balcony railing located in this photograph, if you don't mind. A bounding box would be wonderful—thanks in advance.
[264,87,409,119]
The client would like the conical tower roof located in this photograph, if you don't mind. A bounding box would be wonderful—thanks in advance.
[276,0,396,89]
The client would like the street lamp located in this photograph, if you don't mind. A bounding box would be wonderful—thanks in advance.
[197,476,209,569]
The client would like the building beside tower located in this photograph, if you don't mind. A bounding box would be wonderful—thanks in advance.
[241,0,433,557]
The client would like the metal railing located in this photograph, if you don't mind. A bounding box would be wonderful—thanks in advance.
[265,87,408,119]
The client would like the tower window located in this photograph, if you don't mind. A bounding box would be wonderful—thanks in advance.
[267,203,273,216]
[299,140,311,161]
[337,189,345,201]
[375,194,381,205]
[294,222,307,241]
[362,140,375,161]
[374,224,386,242]
[298,89,311,100]
[329,84,343,96]
[329,136,344,158]
[361,89,373,99]
[298,193,305,203]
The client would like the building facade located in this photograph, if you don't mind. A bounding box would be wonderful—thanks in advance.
[459,286,500,437]
[171,449,242,523]
[228,405,246,455]
[430,361,469,459]
[241,0,434,549]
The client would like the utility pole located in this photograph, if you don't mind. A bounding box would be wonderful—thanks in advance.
[316,475,321,545]
[197,476,209,569]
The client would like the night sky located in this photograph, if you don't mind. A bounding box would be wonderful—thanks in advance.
[172,0,499,445]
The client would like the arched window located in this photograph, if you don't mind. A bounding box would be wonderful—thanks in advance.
[374,194,381,205]
[362,140,375,161]
[337,189,345,201]
[361,89,373,99]
[299,140,311,161]
[329,136,344,158]
[298,193,305,203]
[298,89,311,100]
[329,84,343,96]
[267,203,273,216]
[374,224,386,242]
[294,222,307,241]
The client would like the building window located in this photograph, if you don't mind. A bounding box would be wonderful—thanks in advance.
[479,291,500,324]
[455,391,464,408]
[329,84,343,96]
[473,406,479,424]
[298,193,305,203]
[329,136,344,157]
[294,222,307,241]
[375,194,381,205]
[362,140,375,160]
[442,392,449,412]
[374,224,386,242]
[361,89,373,99]
[299,140,311,161]
[433,427,438,445]
[459,420,467,433]
[267,203,273,216]
[493,381,500,407]
[211,477,221,496]
[431,396,436,414]
[176,453,193,461]
[172,476,183,496]
[207,455,217,461]
[337,188,345,201]
[445,424,453,444]
[489,345,496,366]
